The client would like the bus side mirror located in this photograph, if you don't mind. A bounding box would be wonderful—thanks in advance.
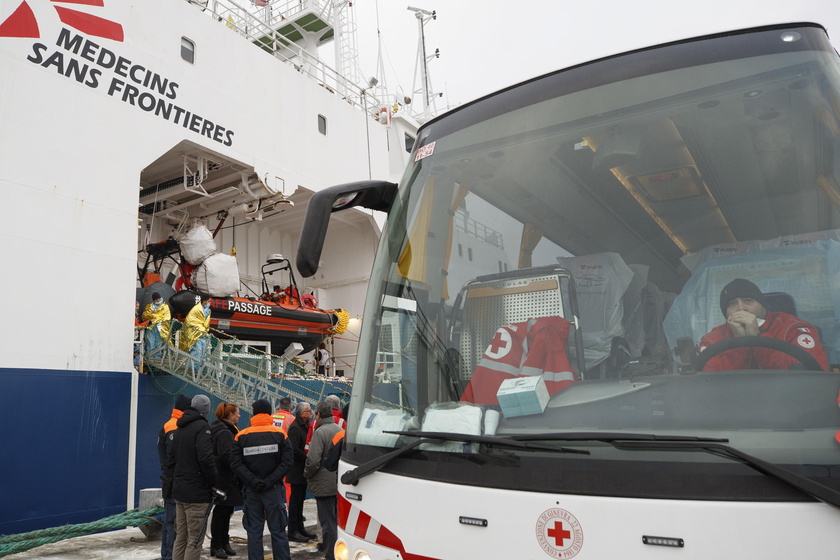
[297,180,398,278]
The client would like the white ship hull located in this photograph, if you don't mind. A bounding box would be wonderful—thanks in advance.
[0,0,412,533]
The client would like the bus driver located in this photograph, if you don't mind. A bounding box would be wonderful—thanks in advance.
[699,278,828,371]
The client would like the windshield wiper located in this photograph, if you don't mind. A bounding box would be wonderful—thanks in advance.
[508,432,730,444]
[509,432,840,510]
[340,430,589,485]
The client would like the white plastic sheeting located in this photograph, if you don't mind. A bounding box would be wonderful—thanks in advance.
[556,252,634,368]
[355,406,410,447]
[680,229,840,272]
[420,402,484,452]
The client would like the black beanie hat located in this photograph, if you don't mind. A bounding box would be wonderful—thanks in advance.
[253,399,272,416]
[152,292,162,300]
[720,278,765,314]
[174,394,192,411]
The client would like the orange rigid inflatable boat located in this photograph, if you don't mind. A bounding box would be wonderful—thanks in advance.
[169,285,346,354]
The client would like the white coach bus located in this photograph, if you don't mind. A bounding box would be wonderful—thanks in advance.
[297,10,840,559]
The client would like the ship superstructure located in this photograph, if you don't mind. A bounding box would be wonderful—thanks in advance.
[0,0,417,533]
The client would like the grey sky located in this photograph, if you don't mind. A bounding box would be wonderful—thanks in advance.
[350,0,838,115]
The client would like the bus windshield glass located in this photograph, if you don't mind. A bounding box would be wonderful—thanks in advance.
[346,25,840,500]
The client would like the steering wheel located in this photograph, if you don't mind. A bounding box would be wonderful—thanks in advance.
[692,335,823,372]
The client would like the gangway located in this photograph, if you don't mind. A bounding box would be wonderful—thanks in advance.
[140,320,350,411]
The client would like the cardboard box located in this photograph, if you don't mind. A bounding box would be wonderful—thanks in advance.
[496,375,549,418]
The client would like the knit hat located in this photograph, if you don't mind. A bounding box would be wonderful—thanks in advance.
[152,292,162,300]
[191,394,211,418]
[252,399,272,416]
[720,278,765,314]
[174,394,192,411]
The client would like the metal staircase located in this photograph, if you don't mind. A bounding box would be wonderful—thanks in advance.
[141,320,350,411]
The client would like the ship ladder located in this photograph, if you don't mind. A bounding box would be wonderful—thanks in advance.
[141,320,349,411]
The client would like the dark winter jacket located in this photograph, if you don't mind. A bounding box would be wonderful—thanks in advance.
[286,414,310,485]
[229,413,293,491]
[157,408,184,499]
[210,419,244,506]
[166,407,217,503]
[157,409,183,468]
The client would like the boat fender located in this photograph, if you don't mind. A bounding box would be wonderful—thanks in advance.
[331,308,350,335]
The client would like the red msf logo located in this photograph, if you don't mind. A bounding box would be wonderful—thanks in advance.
[0,0,123,41]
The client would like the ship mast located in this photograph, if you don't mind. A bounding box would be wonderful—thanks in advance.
[407,6,439,122]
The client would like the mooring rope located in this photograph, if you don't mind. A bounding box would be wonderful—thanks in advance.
[0,507,164,558]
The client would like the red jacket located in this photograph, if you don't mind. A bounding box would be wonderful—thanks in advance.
[461,316,576,405]
[699,311,828,371]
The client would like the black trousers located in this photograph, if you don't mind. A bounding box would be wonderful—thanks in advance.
[210,504,235,549]
[288,483,308,534]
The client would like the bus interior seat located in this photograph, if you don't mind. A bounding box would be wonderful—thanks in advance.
[640,282,677,357]
[762,291,824,342]
[556,252,634,372]
[762,291,797,316]
[586,336,633,379]
[449,266,584,390]
[621,264,649,356]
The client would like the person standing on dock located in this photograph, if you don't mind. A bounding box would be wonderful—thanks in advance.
[209,402,243,559]
[157,394,192,560]
[143,292,171,358]
[304,401,342,560]
[230,399,294,560]
[271,397,295,433]
[286,401,315,543]
[168,394,217,560]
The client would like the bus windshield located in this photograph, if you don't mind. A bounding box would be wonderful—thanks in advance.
[346,25,840,501]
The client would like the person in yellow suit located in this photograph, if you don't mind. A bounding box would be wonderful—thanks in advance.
[181,294,211,372]
[143,292,171,358]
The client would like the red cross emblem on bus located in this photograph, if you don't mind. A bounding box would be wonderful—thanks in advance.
[536,508,584,558]
[547,521,571,546]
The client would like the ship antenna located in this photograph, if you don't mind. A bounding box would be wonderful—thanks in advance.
[372,0,388,94]
[407,6,439,122]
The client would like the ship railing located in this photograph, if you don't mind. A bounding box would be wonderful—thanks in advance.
[198,0,378,109]
[141,320,348,410]
[455,208,505,249]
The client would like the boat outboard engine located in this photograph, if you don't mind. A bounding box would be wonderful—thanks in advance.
[170,290,204,316]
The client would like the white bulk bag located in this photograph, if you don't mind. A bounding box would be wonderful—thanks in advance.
[193,253,240,297]
[179,225,217,265]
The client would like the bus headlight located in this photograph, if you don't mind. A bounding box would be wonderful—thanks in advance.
[354,551,372,560]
